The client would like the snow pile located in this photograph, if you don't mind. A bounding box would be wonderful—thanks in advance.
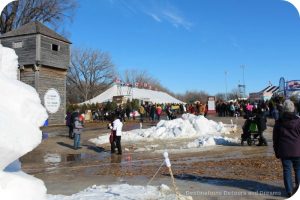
[48,184,192,200]
[90,114,238,148]
[187,136,239,148]
[0,44,48,200]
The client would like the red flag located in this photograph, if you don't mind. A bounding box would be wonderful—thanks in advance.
[114,78,121,83]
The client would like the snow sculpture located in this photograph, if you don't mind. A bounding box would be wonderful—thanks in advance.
[0,44,48,199]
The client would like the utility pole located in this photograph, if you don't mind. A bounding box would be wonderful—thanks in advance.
[225,71,228,101]
[240,65,246,98]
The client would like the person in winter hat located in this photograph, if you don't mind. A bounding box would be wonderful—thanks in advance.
[273,99,300,197]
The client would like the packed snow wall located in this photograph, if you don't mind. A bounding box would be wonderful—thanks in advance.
[0,44,48,199]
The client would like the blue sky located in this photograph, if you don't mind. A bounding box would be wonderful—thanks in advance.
[66,0,300,95]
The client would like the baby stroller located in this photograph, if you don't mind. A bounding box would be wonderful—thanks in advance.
[168,112,177,120]
[241,116,260,146]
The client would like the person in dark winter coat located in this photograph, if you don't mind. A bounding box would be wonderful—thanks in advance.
[65,112,72,138]
[69,110,79,139]
[125,104,132,120]
[273,100,300,198]
[253,106,268,146]
[150,105,156,121]
[242,105,268,146]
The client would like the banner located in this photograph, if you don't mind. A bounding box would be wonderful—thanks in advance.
[287,80,300,91]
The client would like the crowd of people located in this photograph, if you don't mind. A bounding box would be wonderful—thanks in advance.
[65,97,300,198]
[89,102,211,123]
[227,98,300,197]
[90,103,185,123]
[216,98,300,119]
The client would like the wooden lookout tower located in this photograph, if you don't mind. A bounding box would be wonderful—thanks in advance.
[0,21,71,125]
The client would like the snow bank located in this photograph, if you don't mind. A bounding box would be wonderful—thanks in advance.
[187,136,239,148]
[90,114,238,149]
[0,44,48,200]
[48,184,192,200]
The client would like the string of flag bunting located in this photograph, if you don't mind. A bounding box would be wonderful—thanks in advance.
[113,78,156,90]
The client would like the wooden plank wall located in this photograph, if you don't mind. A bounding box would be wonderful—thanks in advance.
[0,35,36,66]
[38,67,67,125]
[40,35,70,69]
[20,67,35,88]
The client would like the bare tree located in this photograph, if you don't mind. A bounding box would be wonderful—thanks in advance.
[176,90,209,104]
[121,69,172,93]
[215,93,226,101]
[227,88,240,101]
[122,69,156,85]
[0,0,77,34]
[67,48,115,103]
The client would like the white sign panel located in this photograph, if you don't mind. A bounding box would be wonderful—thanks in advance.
[208,96,215,111]
[44,89,61,114]
[208,101,215,111]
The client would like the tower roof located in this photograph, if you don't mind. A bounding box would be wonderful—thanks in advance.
[0,21,71,43]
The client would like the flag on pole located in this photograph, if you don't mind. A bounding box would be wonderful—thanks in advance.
[114,78,121,84]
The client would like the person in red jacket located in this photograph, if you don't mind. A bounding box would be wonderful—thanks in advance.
[273,99,300,198]
[156,105,162,121]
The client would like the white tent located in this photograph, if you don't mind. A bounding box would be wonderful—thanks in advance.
[81,84,185,104]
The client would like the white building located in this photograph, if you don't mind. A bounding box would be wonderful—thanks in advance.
[249,85,279,101]
[81,84,185,105]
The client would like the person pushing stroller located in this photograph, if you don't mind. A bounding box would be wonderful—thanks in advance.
[241,104,268,146]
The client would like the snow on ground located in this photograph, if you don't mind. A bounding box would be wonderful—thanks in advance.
[48,184,192,200]
[90,113,239,149]
[44,153,62,163]
[187,136,239,148]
